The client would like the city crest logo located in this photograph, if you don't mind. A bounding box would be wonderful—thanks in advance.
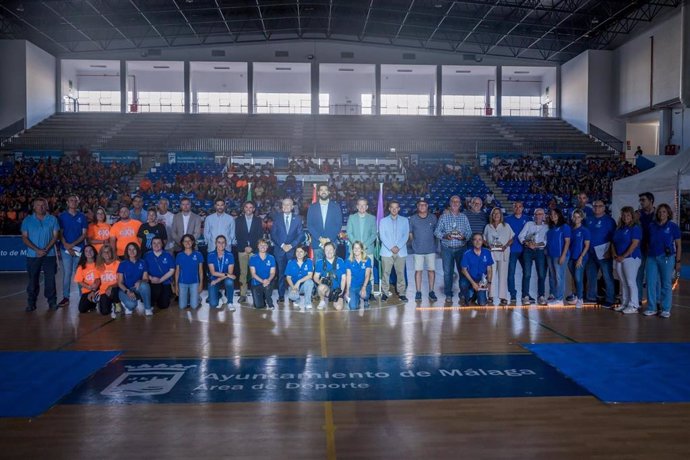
[101,364,196,397]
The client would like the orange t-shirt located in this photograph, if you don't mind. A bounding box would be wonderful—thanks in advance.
[73,262,102,294]
[99,260,120,294]
[110,219,142,256]
[88,222,111,253]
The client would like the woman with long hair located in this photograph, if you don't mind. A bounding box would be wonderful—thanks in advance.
[545,208,571,305]
[483,207,514,306]
[96,244,120,317]
[117,242,152,316]
[346,241,372,310]
[612,206,642,314]
[174,234,204,310]
[87,207,110,254]
[207,235,237,311]
[567,209,590,308]
[643,203,681,318]
[74,244,101,313]
[285,245,314,310]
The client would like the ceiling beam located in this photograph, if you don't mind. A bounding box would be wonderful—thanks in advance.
[172,0,201,42]
[0,4,70,52]
[454,0,501,51]
[85,0,138,49]
[326,0,333,37]
[255,0,269,39]
[359,0,375,40]
[213,0,233,37]
[129,0,170,46]
[423,1,455,47]
[41,1,104,50]
[393,0,415,41]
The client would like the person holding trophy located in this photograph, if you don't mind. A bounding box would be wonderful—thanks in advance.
[460,233,494,306]
[483,207,514,306]
[518,208,549,305]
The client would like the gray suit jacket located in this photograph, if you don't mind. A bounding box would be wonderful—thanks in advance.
[171,212,202,250]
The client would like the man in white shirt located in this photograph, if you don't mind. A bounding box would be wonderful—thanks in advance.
[157,198,175,253]
[379,200,410,302]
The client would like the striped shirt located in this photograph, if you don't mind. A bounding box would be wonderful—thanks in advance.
[466,210,489,235]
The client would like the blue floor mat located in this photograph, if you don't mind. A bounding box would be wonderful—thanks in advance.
[0,351,120,417]
[523,343,690,403]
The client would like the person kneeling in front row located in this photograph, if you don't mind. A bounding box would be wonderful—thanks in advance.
[314,242,346,310]
[460,233,494,306]
[249,239,276,310]
[285,245,315,310]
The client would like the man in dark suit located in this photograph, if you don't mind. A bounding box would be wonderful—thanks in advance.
[271,197,304,302]
[307,184,343,262]
[235,201,263,303]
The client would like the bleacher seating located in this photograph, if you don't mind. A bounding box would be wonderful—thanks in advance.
[2,113,612,156]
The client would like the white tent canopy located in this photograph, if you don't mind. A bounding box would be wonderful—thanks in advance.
[611,150,690,221]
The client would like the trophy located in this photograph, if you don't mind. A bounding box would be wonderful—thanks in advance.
[450,222,461,240]
[490,235,503,251]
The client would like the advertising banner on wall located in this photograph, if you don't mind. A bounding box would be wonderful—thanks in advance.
[167,151,215,164]
[92,150,140,164]
[13,150,63,161]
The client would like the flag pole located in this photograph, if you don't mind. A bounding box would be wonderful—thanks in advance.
[373,182,384,297]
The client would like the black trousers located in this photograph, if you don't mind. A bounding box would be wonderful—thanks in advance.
[150,283,172,309]
[78,293,98,313]
[26,256,57,307]
[251,284,274,309]
[98,287,120,315]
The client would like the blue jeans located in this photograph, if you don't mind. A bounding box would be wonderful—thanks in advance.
[586,257,615,303]
[507,251,524,300]
[522,248,546,298]
[287,279,315,303]
[61,252,80,299]
[637,253,659,304]
[208,278,234,308]
[459,277,488,305]
[348,282,371,310]
[26,256,57,307]
[441,245,465,297]
[645,255,674,313]
[547,256,567,300]
[568,259,586,300]
[178,282,200,309]
[118,282,151,312]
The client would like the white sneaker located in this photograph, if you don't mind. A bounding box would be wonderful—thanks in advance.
[110,310,117,319]
[124,308,133,315]
[575,300,583,309]
[613,304,626,312]
[219,302,227,310]
[305,303,313,310]
[547,299,562,306]
[228,303,237,312]
[538,296,547,305]
[659,311,671,318]
[641,309,657,316]
[145,309,153,317]
[621,306,638,314]
[317,300,326,310]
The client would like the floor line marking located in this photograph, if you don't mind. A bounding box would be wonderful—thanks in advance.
[511,310,579,344]
[319,312,337,460]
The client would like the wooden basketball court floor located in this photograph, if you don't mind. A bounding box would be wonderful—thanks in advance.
[1,263,689,460]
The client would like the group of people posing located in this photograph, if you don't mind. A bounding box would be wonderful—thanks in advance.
[20,184,680,318]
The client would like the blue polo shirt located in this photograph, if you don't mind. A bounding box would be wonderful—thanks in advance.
[285,258,314,283]
[175,250,203,284]
[613,225,642,259]
[130,208,147,223]
[461,248,493,282]
[585,214,616,258]
[569,226,590,261]
[117,258,148,289]
[647,221,681,257]
[20,213,60,257]
[315,258,346,290]
[143,251,174,285]
[546,224,571,258]
[577,205,594,219]
[505,214,529,254]
[346,257,372,287]
[58,211,88,250]
[207,250,235,281]
[249,253,276,285]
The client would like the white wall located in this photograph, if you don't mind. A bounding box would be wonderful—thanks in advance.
[561,50,589,133]
[191,70,247,93]
[0,40,27,130]
[615,10,682,115]
[588,50,625,140]
[254,67,310,93]
[443,75,493,95]
[627,123,659,155]
[128,70,184,92]
[381,72,435,94]
[320,71,375,106]
[502,80,541,97]
[25,41,56,128]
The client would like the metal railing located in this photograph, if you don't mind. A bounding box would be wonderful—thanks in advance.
[588,123,624,153]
